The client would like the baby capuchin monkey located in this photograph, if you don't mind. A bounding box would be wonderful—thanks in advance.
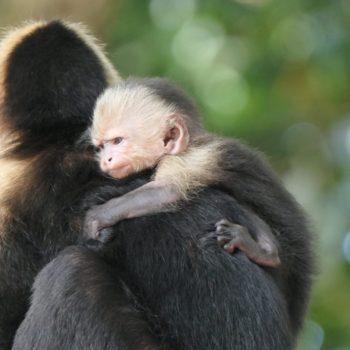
[84,78,280,267]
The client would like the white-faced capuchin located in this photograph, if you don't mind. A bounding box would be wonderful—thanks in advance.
[84,78,280,267]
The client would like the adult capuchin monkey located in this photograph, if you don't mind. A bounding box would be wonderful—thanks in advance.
[0,20,314,350]
[84,78,281,267]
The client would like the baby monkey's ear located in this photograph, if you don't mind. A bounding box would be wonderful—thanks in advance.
[163,114,189,155]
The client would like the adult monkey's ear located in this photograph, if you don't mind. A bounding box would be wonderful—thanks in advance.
[163,114,190,155]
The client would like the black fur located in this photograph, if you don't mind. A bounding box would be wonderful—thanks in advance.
[4,20,107,154]
[0,20,313,350]
[111,77,314,335]
[12,246,165,350]
[217,139,314,333]
[13,191,293,350]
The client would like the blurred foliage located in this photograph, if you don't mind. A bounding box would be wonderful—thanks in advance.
[1,0,350,348]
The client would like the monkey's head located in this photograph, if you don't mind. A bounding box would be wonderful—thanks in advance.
[91,79,199,179]
[0,20,119,152]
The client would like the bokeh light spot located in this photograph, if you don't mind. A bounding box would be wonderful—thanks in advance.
[171,18,225,70]
[342,231,350,264]
[297,320,324,350]
[329,118,350,170]
[270,15,315,61]
[149,0,197,30]
[197,65,249,117]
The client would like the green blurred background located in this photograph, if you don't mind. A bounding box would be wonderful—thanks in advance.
[1,0,349,348]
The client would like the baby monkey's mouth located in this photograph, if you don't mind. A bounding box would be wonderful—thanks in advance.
[108,164,134,179]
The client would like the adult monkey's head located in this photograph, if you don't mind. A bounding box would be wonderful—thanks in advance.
[0,20,120,213]
[0,20,119,147]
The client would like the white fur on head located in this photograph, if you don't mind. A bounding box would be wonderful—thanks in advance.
[91,82,177,143]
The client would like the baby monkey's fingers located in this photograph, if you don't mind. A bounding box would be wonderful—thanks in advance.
[83,203,114,238]
[215,218,280,267]
[83,215,100,239]
[215,219,249,253]
[96,227,115,244]
[200,219,248,251]
[83,215,114,243]
[83,227,115,252]
[215,219,248,235]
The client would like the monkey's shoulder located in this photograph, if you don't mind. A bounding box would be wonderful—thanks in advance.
[190,134,267,171]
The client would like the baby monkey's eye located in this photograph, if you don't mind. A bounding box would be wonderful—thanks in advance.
[113,137,124,145]
[93,144,103,152]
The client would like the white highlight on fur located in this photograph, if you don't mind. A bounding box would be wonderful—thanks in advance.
[156,139,222,199]
[0,20,120,236]
[91,83,176,143]
[0,21,47,227]
[64,21,120,85]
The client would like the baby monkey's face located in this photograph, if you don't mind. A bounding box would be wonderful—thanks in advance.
[93,122,166,179]
[91,94,190,180]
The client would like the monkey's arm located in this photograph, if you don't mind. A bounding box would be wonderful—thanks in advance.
[84,179,281,268]
[84,181,180,239]
[213,214,280,267]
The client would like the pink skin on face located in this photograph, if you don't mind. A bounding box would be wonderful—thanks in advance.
[107,162,134,179]
[96,115,189,179]
[99,141,134,178]
[98,137,165,179]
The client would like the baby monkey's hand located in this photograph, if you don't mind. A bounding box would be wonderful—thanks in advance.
[83,204,116,241]
[200,219,280,268]
[215,219,280,268]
